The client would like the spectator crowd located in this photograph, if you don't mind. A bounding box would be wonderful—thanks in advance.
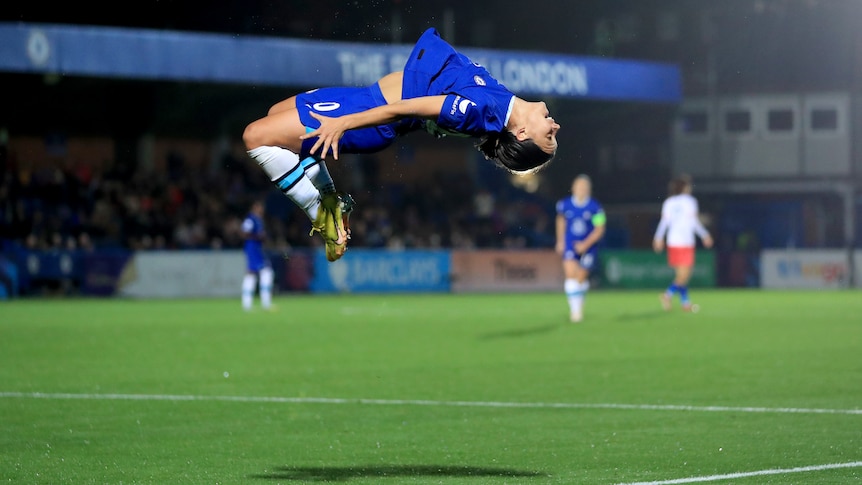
[0,142,557,255]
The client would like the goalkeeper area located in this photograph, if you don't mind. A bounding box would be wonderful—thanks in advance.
[1,290,860,484]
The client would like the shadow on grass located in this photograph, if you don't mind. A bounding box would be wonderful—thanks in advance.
[477,322,563,340]
[251,464,546,482]
[614,309,667,322]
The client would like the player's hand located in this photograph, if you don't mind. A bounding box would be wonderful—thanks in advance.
[652,239,664,253]
[300,112,349,160]
[574,241,589,255]
[555,241,564,255]
[702,235,714,249]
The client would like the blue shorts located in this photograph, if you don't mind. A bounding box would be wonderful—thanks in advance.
[563,247,598,271]
[245,249,269,273]
[295,85,402,159]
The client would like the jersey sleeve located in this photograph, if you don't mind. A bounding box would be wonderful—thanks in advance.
[555,199,565,215]
[654,200,670,240]
[435,94,500,136]
[691,198,710,239]
[591,208,607,226]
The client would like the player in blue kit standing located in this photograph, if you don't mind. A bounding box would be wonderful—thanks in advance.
[555,175,606,322]
[244,27,561,262]
[241,201,274,312]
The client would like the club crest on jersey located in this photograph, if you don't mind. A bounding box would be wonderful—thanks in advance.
[473,75,486,86]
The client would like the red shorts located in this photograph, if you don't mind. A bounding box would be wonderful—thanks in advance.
[667,246,695,267]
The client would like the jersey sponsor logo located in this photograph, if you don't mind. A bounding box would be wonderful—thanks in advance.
[473,75,486,86]
[310,102,341,112]
[571,218,587,236]
[458,98,476,114]
[449,96,475,116]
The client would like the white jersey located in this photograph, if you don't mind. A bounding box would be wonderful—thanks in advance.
[654,193,710,247]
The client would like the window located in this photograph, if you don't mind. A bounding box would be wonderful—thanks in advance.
[767,109,794,132]
[724,110,751,133]
[810,108,838,131]
[680,111,708,134]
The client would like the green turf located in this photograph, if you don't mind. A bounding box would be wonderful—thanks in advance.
[1,290,860,484]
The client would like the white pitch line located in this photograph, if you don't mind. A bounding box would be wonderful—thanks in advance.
[616,461,862,485]
[0,391,861,416]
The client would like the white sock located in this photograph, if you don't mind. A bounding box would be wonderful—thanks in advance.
[259,267,273,309]
[302,157,336,195]
[248,146,320,220]
[564,278,581,314]
[242,273,256,310]
[578,280,590,313]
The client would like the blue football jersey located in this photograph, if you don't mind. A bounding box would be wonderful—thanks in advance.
[403,28,515,137]
[242,213,268,272]
[556,196,605,269]
[557,197,605,244]
[295,28,515,158]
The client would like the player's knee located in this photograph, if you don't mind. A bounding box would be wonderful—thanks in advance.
[242,121,265,151]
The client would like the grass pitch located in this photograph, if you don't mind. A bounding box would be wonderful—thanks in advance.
[1,290,860,484]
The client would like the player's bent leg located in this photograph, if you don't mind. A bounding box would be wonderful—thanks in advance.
[248,146,321,220]
[302,158,336,195]
[243,107,306,154]
[266,96,299,116]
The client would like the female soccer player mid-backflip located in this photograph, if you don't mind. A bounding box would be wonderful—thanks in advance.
[243,28,561,261]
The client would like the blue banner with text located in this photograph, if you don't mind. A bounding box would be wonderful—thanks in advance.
[0,23,681,102]
[310,249,451,293]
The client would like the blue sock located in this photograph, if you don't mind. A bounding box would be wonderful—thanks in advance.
[667,284,679,296]
[679,286,690,304]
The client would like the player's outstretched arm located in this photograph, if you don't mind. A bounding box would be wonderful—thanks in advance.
[301,96,447,160]
[692,209,713,248]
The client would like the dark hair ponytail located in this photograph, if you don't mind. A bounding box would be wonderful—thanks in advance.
[476,131,554,175]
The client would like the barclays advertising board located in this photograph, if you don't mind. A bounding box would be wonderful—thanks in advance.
[310,249,450,293]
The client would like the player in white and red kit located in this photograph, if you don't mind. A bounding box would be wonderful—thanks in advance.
[653,175,713,311]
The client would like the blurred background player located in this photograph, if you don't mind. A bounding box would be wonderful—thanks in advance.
[241,201,274,311]
[555,174,606,322]
[653,174,713,312]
